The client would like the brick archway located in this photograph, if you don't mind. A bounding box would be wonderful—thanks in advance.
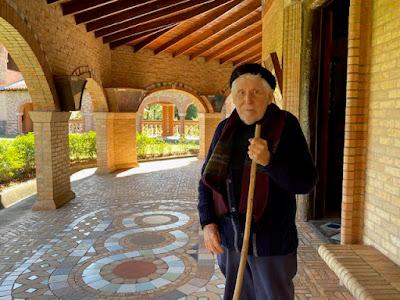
[84,78,109,112]
[140,82,214,113]
[0,2,58,111]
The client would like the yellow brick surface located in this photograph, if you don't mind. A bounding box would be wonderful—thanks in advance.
[282,2,302,117]
[198,113,223,159]
[110,47,233,95]
[262,0,284,64]
[363,0,400,265]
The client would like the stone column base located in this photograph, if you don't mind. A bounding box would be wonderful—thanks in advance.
[32,191,75,211]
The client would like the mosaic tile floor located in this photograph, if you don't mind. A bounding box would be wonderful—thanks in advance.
[0,158,353,299]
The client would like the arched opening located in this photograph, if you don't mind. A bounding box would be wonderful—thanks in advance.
[0,5,75,210]
[19,102,33,134]
[0,6,58,111]
[136,88,207,160]
[68,78,108,169]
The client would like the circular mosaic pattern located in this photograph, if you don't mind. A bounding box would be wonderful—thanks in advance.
[112,261,157,279]
[142,215,172,225]
[82,254,185,293]
[121,232,168,247]
[99,256,168,284]
[122,210,189,229]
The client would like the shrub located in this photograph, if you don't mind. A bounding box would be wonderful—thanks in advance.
[136,132,199,159]
[0,131,97,185]
[0,133,35,184]
[69,131,97,161]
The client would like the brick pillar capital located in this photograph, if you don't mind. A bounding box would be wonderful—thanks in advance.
[29,111,71,123]
[198,112,222,119]
[113,112,136,120]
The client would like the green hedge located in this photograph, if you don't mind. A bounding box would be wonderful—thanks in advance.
[136,132,199,159]
[69,131,97,161]
[0,131,199,185]
[0,133,35,183]
[0,131,97,185]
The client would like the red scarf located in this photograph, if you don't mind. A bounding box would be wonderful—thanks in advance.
[202,103,286,222]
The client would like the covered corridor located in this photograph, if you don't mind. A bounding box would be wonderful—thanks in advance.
[0,158,352,299]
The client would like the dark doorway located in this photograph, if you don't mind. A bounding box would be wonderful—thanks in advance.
[309,0,349,220]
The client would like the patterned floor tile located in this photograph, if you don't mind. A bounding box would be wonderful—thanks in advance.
[0,158,353,299]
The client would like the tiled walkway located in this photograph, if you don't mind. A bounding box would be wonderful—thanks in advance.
[0,158,353,299]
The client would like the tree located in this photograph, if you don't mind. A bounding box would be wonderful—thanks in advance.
[185,104,198,120]
[143,104,162,120]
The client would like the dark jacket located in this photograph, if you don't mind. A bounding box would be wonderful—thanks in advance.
[198,110,318,256]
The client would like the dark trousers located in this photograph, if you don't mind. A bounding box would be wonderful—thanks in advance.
[217,249,297,300]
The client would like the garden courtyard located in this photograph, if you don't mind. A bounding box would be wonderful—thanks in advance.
[0,157,353,299]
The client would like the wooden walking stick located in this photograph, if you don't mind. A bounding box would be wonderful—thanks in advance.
[233,123,261,300]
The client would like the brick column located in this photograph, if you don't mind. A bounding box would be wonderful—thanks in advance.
[199,112,222,159]
[162,103,174,137]
[341,0,371,245]
[113,113,138,169]
[93,112,115,174]
[94,112,138,174]
[178,113,186,138]
[0,46,8,85]
[29,111,75,210]
[136,112,142,133]
[282,1,302,117]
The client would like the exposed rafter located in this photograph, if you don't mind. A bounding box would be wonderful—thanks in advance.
[48,0,263,65]
[233,50,262,66]
[100,0,227,44]
[153,0,242,55]
[219,34,262,64]
[75,0,156,24]
[61,0,118,15]
[191,16,261,61]
[109,25,175,49]
[88,0,195,33]
[172,0,260,58]
[132,25,177,52]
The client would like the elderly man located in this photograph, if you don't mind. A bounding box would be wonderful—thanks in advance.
[198,63,317,299]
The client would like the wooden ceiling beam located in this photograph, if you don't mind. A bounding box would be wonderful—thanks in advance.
[190,16,261,61]
[88,0,198,33]
[101,0,227,44]
[233,51,262,66]
[75,0,156,24]
[132,25,177,52]
[61,0,118,16]
[153,0,242,55]
[172,0,260,58]
[219,35,262,64]
[109,25,174,49]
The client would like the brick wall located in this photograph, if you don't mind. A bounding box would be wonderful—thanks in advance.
[7,0,112,86]
[362,0,400,263]
[282,2,302,117]
[261,0,284,64]
[110,47,234,95]
[0,95,7,120]
[0,90,30,135]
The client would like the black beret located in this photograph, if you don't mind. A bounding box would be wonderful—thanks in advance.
[229,63,276,90]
